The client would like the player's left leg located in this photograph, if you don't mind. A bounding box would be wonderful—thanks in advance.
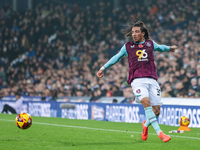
[144,77,162,128]
[148,78,171,142]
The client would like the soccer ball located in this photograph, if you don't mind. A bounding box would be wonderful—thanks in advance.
[15,113,32,129]
[179,116,190,126]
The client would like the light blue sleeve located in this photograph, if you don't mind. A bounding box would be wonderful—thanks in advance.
[153,41,170,52]
[104,44,128,69]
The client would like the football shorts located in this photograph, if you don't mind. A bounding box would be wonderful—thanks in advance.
[131,78,162,106]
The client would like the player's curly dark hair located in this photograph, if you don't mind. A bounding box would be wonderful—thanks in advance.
[122,21,150,40]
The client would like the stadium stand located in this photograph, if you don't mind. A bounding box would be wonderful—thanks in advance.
[0,0,200,101]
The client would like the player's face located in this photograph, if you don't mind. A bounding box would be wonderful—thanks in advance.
[132,27,145,43]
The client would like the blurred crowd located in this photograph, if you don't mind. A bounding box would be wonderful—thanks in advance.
[0,0,200,101]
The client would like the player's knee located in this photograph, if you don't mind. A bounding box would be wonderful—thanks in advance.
[141,97,151,108]
[154,108,160,116]
[153,106,160,116]
[154,111,160,116]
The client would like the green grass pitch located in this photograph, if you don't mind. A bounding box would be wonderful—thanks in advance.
[0,114,200,150]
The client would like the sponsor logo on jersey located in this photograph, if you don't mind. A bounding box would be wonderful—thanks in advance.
[130,45,135,48]
[136,49,148,61]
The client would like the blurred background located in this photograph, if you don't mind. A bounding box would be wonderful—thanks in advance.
[0,0,200,102]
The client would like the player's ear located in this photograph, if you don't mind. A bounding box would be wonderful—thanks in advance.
[142,32,145,36]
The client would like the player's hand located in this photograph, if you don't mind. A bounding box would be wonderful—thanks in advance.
[169,45,177,52]
[97,69,104,78]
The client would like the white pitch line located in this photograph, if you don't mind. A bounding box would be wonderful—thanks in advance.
[1,119,200,140]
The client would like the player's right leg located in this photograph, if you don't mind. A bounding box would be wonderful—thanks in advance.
[141,120,148,141]
[131,79,150,141]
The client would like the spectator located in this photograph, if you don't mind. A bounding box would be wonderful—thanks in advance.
[20,34,30,50]
[195,92,200,98]
[90,88,102,102]
[112,99,118,103]
[121,87,134,103]
[188,78,198,95]
[41,96,46,101]
[112,85,123,96]
[27,48,35,58]
[105,90,113,97]
[0,66,6,85]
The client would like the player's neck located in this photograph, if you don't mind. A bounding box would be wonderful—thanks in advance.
[133,40,145,44]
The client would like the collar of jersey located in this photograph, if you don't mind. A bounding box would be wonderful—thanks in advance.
[133,40,145,44]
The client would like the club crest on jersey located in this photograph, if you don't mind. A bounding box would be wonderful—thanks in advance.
[136,89,141,94]
[138,44,143,48]
[146,42,151,47]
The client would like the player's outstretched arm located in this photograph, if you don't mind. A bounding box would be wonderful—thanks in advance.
[153,41,178,52]
[96,44,127,78]
[169,45,178,52]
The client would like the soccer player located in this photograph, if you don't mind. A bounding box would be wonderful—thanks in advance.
[1,92,24,114]
[97,21,177,142]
